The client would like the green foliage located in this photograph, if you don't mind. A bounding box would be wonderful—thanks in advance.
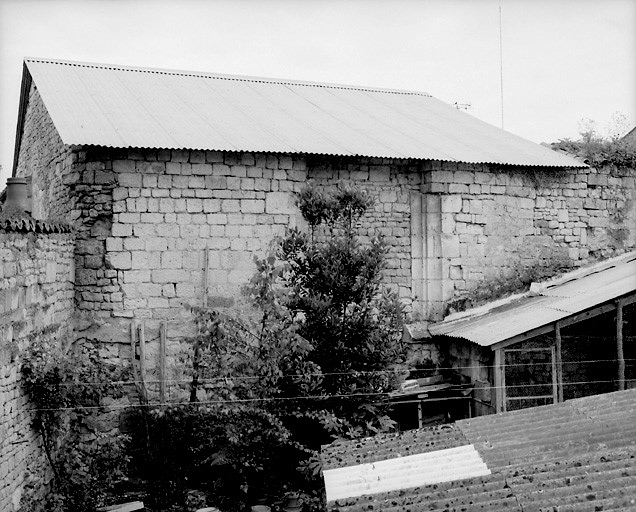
[131,183,406,511]
[446,256,572,314]
[277,183,406,436]
[551,131,636,169]
[20,335,129,512]
[131,404,318,512]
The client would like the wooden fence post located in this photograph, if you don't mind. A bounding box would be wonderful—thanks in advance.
[160,321,167,403]
[617,300,625,391]
[555,322,564,402]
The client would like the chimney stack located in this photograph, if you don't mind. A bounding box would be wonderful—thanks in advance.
[4,177,30,213]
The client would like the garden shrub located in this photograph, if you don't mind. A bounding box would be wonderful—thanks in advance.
[20,334,130,512]
[130,183,407,511]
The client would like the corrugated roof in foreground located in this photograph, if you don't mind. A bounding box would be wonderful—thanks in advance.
[428,251,636,347]
[323,388,636,511]
[22,57,585,167]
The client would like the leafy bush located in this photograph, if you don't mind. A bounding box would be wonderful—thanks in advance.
[20,335,129,512]
[274,184,406,437]
[551,131,636,169]
[131,404,317,512]
[130,183,407,511]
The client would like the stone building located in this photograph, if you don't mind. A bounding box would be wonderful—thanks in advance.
[9,57,636,381]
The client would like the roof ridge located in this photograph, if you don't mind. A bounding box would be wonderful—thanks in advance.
[24,57,432,97]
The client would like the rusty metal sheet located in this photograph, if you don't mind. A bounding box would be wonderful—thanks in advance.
[23,58,585,167]
[429,252,636,347]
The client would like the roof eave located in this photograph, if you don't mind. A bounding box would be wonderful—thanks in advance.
[11,61,33,177]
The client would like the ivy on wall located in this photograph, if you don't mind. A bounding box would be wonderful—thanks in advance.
[20,334,130,512]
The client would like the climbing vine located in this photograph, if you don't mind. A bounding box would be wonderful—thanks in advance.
[20,333,130,512]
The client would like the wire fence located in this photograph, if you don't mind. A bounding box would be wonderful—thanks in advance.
[28,356,636,387]
[16,375,635,414]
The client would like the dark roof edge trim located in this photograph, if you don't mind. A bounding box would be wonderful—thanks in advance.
[12,62,33,177]
[0,215,73,234]
[25,57,432,97]
[77,143,588,169]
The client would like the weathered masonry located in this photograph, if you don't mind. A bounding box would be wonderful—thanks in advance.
[0,212,74,510]
[10,58,636,367]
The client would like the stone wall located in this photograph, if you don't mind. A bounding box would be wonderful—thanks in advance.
[307,155,422,312]
[106,148,306,319]
[12,83,636,348]
[0,230,75,511]
[420,161,636,318]
[13,84,120,333]
[63,148,310,395]
[14,84,77,221]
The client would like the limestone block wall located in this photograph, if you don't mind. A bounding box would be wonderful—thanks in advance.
[57,149,308,394]
[420,161,636,317]
[0,231,75,511]
[104,149,307,318]
[307,155,423,312]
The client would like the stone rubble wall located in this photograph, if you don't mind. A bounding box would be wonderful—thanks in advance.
[421,161,636,317]
[14,85,77,221]
[0,232,75,511]
[69,150,427,398]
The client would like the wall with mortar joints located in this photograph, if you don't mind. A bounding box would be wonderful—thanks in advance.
[72,147,119,316]
[88,149,308,393]
[12,84,118,319]
[0,232,75,511]
[14,84,77,221]
[306,155,423,315]
[423,160,636,313]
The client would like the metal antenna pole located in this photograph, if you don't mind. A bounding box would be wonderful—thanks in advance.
[499,1,504,129]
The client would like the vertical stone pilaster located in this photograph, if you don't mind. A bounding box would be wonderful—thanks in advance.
[423,194,444,320]
[410,191,445,321]
[410,191,424,317]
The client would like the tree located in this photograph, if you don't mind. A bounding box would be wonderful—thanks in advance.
[274,184,406,437]
[132,183,407,511]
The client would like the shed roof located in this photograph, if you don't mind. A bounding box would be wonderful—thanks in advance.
[15,58,584,170]
[428,251,636,348]
[322,388,636,511]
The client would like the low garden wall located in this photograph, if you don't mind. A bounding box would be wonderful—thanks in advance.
[0,225,74,511]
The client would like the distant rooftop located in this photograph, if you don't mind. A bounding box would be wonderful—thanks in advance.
[15,58,585,169]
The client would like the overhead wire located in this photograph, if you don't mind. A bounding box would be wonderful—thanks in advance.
[16,377,635,414]
[36,356,636,387]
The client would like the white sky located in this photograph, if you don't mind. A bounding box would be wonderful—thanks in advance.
[0,0,634,184]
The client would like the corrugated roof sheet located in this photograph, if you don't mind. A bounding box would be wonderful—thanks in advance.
[22,58,585,167]
[323,445,490,502]
[323,388,636,511]
[428,251,636,347]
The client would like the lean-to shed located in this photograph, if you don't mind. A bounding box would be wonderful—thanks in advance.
[424,251,636,414]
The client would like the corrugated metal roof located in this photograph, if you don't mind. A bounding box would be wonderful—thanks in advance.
[323,444,490,502]
[322,423,469,470]
[22,57,585,167]
[428,251,636,347]
[323,388,636,511]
